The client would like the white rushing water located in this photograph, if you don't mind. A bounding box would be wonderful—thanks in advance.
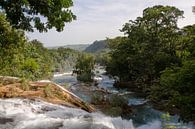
[1,98,193,129]
[0,98,138,129]
[53,72,73,77]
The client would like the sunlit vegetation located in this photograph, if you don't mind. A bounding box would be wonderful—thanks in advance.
[104,5,195,121]
[49,47,80,73]
[0,12,81,80]
[0,0,195,123]
[0,13,52,80]
[74,53,95,82]
[0,0,76,32]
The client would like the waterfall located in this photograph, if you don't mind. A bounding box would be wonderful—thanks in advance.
[0,98,135,129]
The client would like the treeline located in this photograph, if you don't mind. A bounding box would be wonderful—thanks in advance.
[0,13,80,80]
[105,5,195,121]
[49,47,80,73]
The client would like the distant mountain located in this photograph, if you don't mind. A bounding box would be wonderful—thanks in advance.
[48,44,89,51]
[84,40,108,53]
[63,44,89,51]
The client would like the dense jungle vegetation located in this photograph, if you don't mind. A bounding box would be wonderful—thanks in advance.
[105,5,195,121]
[0,1,194,123]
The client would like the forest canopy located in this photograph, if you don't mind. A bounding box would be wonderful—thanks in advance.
[0,0,76,32]
[105,5,195,121]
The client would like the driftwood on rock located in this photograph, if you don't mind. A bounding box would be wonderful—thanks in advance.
[0,76,95,112]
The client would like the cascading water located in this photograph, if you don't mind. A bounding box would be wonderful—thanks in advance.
[0,98,136,129]
[52,71,195,129]
[0,71,194,129]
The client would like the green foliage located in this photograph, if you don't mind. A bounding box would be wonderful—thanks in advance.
[22,58,40,72]
[161,113,177,129]
[74,53,95,82]
[25,40,53,80]
[106,5,195,121]
[150,24,195,122]
[94,51,110,65]
[0,0,76,32]
[106,37,132,81]
[107,5,183,85]
[91,93,129,117]
[91,93,105,105]
[0,14,53,80]
[0,13,26,77]
[0,13,81,80]
[109,95,128,107]
[91,93,128,107]
[178,24,195,59]
[150,60,195,121]
[49,47,80,73]
[77,72,93,82]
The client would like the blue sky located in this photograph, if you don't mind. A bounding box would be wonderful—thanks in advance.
[26,0,195,47]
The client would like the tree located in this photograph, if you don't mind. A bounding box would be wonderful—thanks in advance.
[106,37,135,82]
[107,5,183,89]
[49,47,80,73]
[178,24,195,59]
[150,60,195,121]
[149,24,195,122]
[24,40,53,79]
[105,5,195,121]
[0,13,26,77]
[74,53,95,82]
[0,0,76,32]
[122,5,183,78]
[0,13,53,80]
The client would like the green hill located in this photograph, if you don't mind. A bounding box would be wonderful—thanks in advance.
[48,44,89,51]
[63,44,89,51]
[84,40,108,53]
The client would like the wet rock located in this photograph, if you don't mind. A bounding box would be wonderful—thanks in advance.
[41,106,57,112]
[0,117,13,124]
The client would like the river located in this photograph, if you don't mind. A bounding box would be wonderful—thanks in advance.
[52,69,195,129]
[0,70,194,129]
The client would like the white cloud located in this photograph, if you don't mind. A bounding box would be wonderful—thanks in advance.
[27,0,195,46]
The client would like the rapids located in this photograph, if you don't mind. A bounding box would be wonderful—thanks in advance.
[0,71,194,129]
[0,98,136,129]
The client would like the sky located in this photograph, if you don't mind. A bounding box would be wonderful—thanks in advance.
[26,0,195,47]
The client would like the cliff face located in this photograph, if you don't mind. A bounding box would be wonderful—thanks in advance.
[0,76,95,112]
